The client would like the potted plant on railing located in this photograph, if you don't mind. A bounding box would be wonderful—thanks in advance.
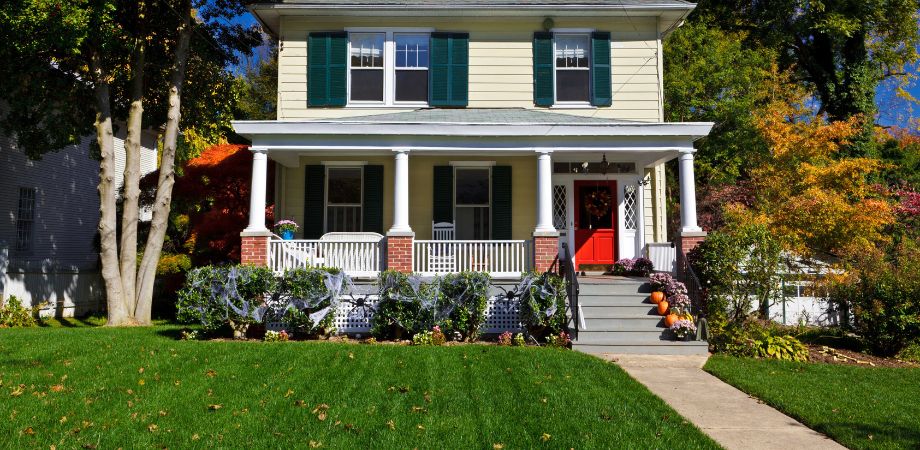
[274,219,299,240]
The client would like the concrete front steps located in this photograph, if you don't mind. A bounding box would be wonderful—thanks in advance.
[572,277,709,356]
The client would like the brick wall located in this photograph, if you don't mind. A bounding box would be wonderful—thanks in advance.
[533,235,559,274]
[241,235,270,266]
[386,235,413,273]
[679,233,707,256]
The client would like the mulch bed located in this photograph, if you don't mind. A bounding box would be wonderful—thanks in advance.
[807,344,918,368]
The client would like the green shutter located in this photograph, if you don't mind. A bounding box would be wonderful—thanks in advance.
[432,166,454,223]
[303,165,325,238]
[362,165,384,234]
[307,32,347,107]
[491,166,512,240]
[533,32,554,107]
[590,32,612,107]
[429,33,469,107]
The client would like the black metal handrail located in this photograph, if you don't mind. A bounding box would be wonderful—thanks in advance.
[676,250,705,318]
[560,242,580,340]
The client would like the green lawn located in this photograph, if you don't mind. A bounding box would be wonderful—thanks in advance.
[0,327,717,449]
[705,355,920,450]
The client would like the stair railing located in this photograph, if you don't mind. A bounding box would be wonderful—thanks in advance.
[676,250,708,340]
[560,242,580,340]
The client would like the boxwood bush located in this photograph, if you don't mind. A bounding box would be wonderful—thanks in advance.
[176,264,277,331]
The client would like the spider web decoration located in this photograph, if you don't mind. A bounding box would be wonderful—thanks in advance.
[624,184,638,231]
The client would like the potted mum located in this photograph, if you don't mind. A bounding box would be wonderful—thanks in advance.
[274,219,299,240]
[670,319,697,340]
[648,272,671,304]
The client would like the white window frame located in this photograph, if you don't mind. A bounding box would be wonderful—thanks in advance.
[552,29,594,106]
[454,167,492,240]
[324,166,364,233]
[346,28,435,108]
[16,186,36,253]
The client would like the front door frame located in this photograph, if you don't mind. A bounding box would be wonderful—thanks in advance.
[552,172,643,268]
[573,179,618,268]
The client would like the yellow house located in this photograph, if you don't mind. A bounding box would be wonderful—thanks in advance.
[234,0,712,279]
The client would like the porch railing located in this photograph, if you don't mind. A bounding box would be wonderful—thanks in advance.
[412,240,531,278]
[560,242,580,340]
[676,249,708,341]
[269,239,384,278]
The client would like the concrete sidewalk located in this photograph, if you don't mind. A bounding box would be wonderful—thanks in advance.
[603,354,846,450]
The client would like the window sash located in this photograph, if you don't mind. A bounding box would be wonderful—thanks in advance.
[16,187,35,252]
[554,34,591,104]
[347,31,431,106]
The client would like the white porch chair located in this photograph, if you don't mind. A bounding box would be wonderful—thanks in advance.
[429,222,457,273]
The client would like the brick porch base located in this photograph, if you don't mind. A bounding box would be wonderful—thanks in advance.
[241,233,271,266]
[386,233,414,273]
[533,233,559,274]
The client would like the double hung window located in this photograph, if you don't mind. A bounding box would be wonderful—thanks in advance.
[554,34,591,103]
[348,31,431,105]
[454,168,490,240]
[16,187,36,252]
[326,168,362,232]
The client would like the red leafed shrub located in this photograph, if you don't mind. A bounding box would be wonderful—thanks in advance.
[141,144,274,266]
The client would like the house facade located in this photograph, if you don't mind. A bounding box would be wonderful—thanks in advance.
[0,130,158,316]
[235,0,712,278]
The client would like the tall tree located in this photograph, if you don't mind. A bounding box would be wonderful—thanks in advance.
[0,0,260,325]
[692,0,920,154]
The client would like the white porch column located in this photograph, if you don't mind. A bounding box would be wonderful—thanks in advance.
[389,148,412,234]
[678,150,703,233]
[535,150,555,234]
[244,147,269,233]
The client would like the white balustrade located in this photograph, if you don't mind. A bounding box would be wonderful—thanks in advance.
[647,242,677,274]
[413,240,531,278]
[269,239,384,278]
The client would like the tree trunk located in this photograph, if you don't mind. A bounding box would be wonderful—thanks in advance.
[92,53,132,326]
[135,0,193,323]
[121,26,146,317]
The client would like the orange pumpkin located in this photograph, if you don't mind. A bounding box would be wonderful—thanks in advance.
[650,291,665,304]
[657,301,669,316]
[665,313,679,328]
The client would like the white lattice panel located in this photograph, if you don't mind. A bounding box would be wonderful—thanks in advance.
[483,298,524,333]
[334,296,380,334]
[624,184,638,230]
[553,185,567,230]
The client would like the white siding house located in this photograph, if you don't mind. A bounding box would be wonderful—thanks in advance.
[0,129,158,317]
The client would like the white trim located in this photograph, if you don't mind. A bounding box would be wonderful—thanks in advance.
[346,30,433,107]
[449,160,495,167]
[345,27,436,33]
[321,160,367,166]
[550,27,596,33]
[552,32,593,106]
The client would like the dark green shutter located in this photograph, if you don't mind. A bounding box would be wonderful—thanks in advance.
[590,32,612,107]
[303,165,325,238]
[432,166,454,223]
[533,32,554,107]
[491,166,512,240]
[307,32,347,107]
[429,33,469,107]
[362,165,384,234]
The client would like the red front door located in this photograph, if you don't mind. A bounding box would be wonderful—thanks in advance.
[574,180,617,269]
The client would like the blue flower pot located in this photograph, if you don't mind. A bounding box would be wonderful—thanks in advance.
[281,230,295,240]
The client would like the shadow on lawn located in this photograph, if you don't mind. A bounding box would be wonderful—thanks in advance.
[820,421,920,448]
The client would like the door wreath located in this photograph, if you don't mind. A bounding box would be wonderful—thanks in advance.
[584,190,612,218]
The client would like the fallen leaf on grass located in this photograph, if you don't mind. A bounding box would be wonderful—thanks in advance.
[493,444,504,449]
[308,441,322,448]
[22,427,35,436]
[192,433,200,441]
[540,433,552,442]
[284,388,294,398]
[416,424,425,430]
[50,384,64,393]
[386,420,395,430]
[411,406,426,413]
[206,369,217,378]
[138,379,145,386]
[147,424,159,432]
[10,384,25,397]
[208,404,223,411]
[312,404,329,421]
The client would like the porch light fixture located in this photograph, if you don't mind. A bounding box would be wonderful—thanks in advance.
[578,153,612,175]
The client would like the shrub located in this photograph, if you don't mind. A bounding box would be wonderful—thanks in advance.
[519,272,568,340]
[0,296,37,328]
[273,267,341,335]
[896,340,920,363]
[751,335,809,362]
[371,270,432,339]
[710,318,809,361]
[412,326,445,346]
[176,264,277,331]
[438,272,490,341]
[689,221,786,335]
[829,240,920,356]
[513,332,526,347]
[545,331,571,348]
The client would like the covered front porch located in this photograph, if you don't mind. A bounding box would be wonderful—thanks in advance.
[233,109,712,278]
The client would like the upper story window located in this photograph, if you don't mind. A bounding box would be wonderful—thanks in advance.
[554,34,591,103]
[348,31,431,106]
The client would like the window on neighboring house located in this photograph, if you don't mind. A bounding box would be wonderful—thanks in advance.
[326,167,362,232]
[554,34,590,103]
[16,187,36,252]
[348,31,431,105]
[455,168,490,240]
[349,33,385,101]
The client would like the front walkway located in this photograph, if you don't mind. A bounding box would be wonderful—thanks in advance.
[604,354,846,450]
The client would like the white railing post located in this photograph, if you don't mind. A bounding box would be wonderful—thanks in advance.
[678,150,702,233]
[535,150,555,234]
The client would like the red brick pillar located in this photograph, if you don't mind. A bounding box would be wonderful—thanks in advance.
[533,233,559,274]
[386,233,414,273]
[240,232,271,266]
[679,231,707,257]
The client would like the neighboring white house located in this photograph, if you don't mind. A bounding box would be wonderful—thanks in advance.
[0,129,158,317]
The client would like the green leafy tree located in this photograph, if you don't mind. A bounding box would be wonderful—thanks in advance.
[0,0,260,325]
